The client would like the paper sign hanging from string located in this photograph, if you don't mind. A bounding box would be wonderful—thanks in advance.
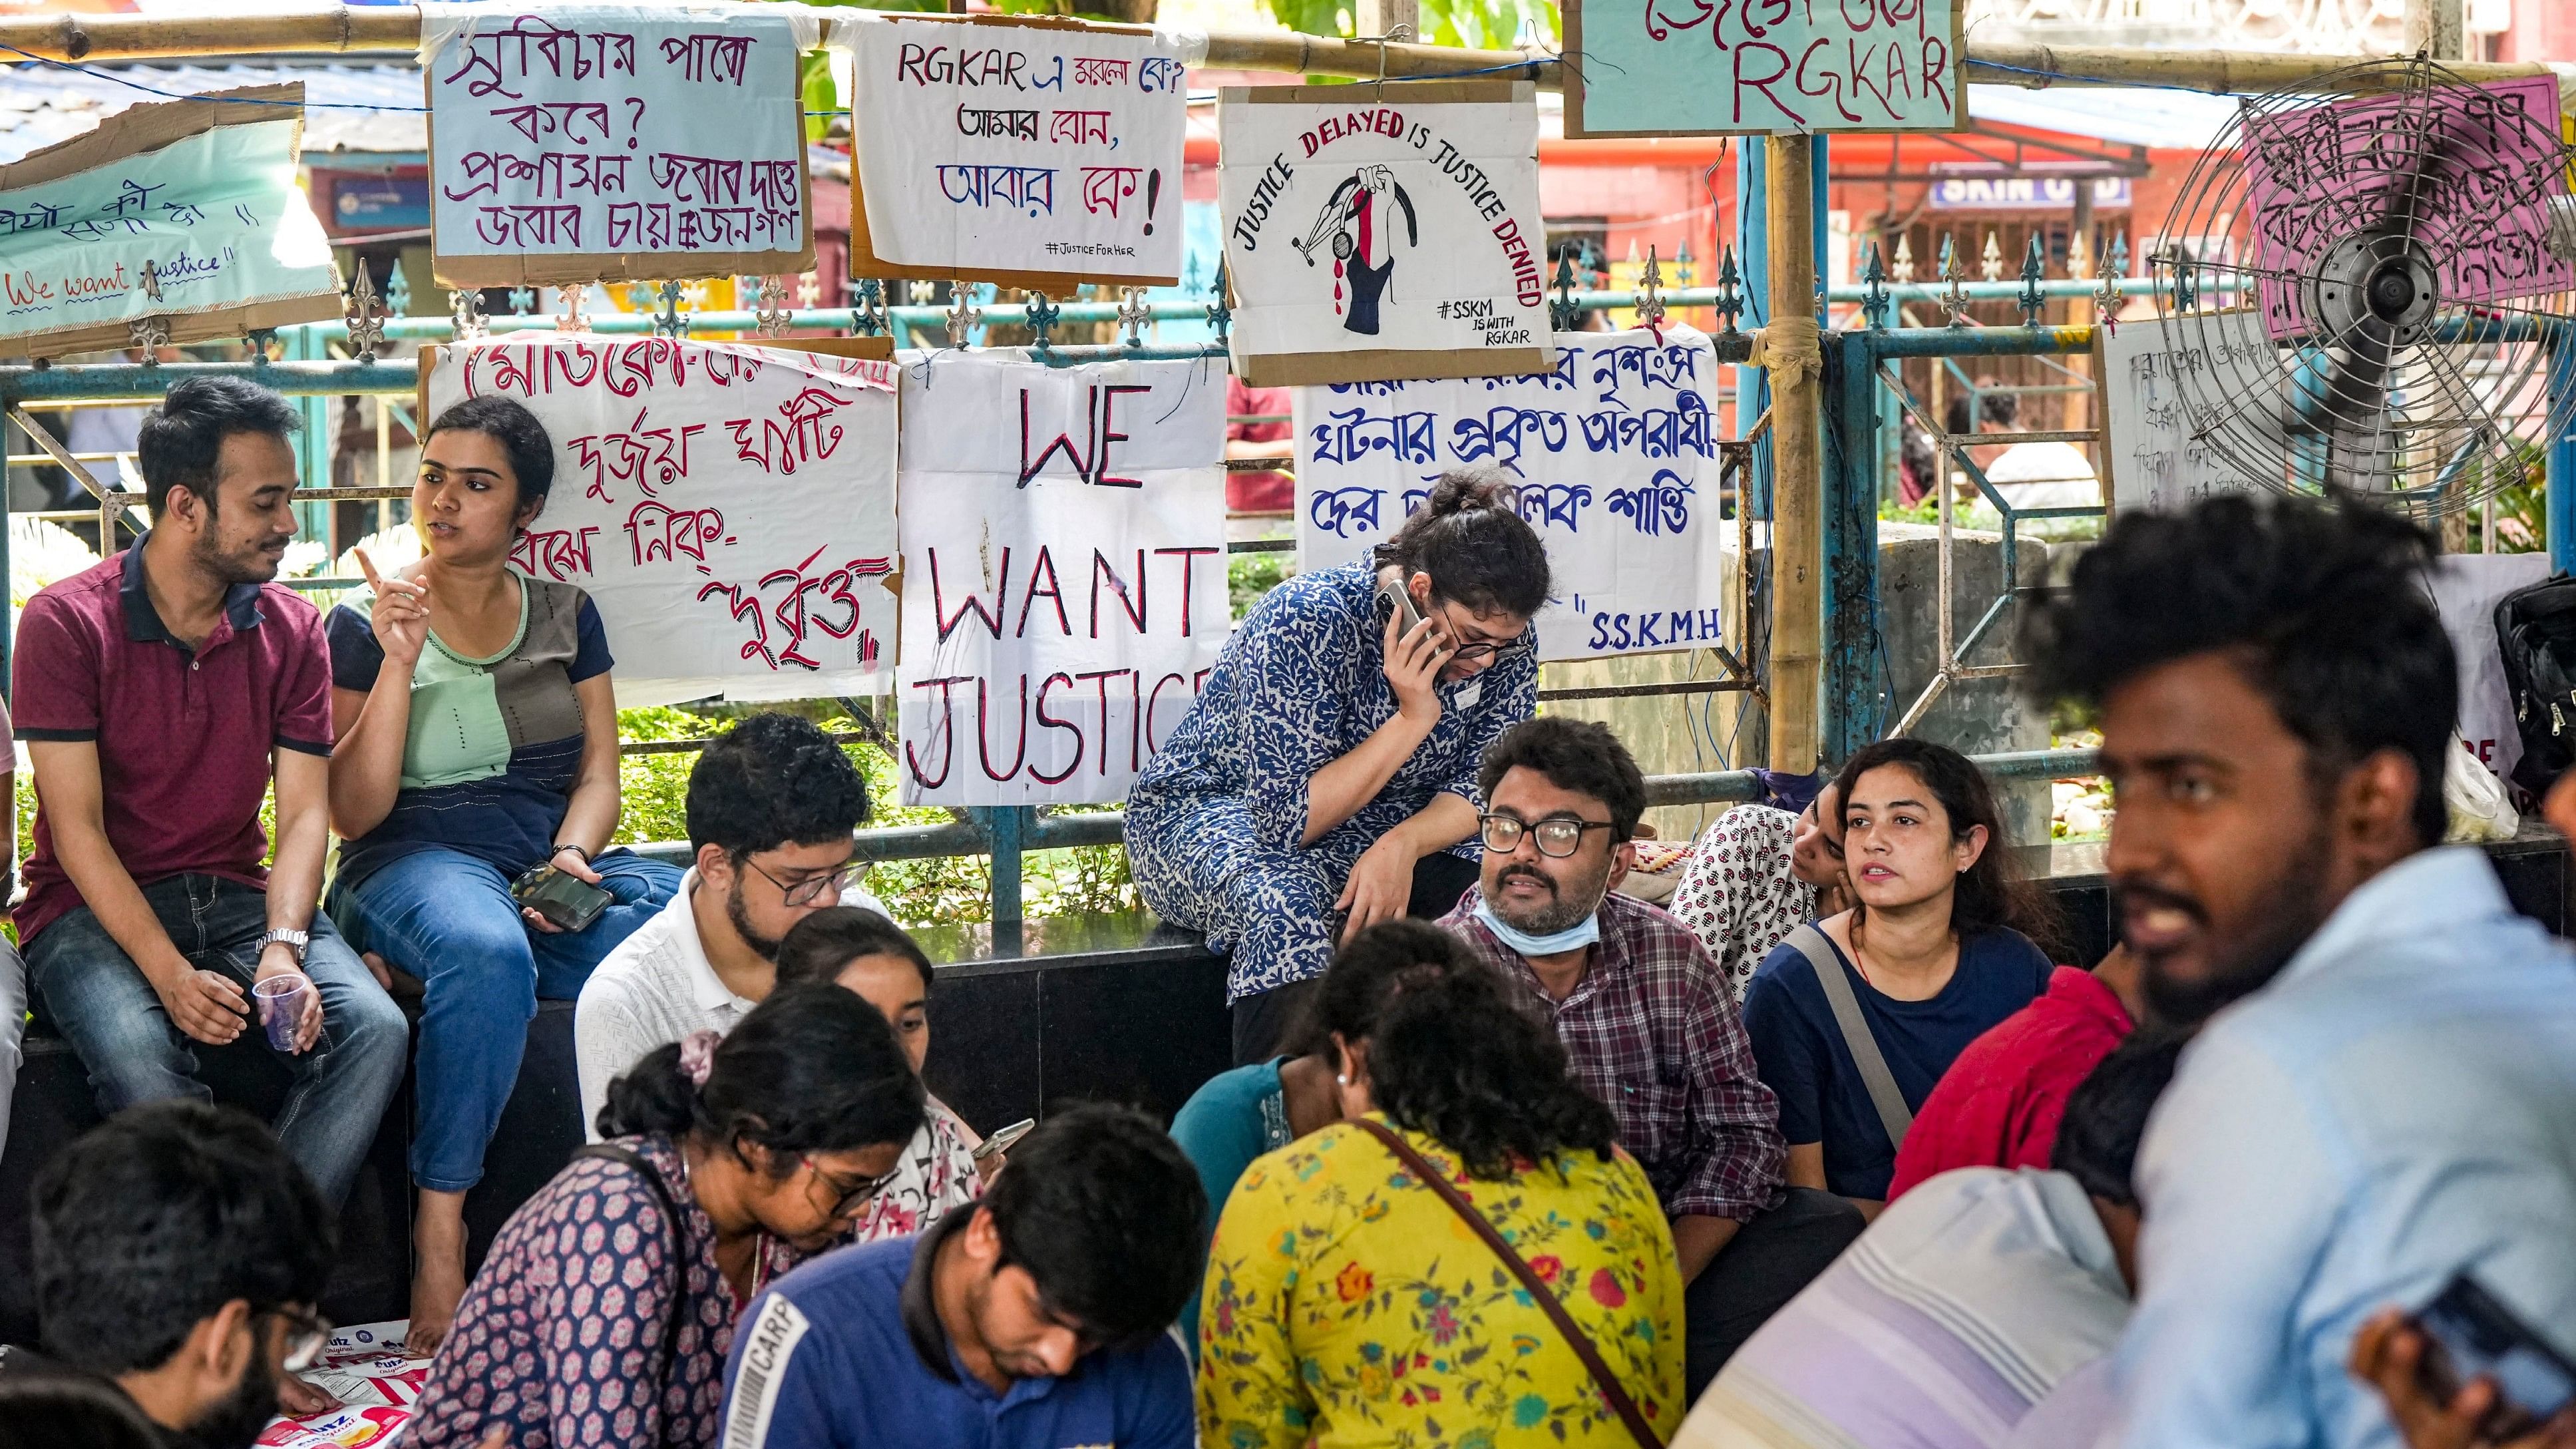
[1562,0,1965,138]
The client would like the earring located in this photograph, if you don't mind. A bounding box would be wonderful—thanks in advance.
[1336,1073,1349,1086]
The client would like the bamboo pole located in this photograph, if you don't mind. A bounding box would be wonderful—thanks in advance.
[1765,133,1822,777]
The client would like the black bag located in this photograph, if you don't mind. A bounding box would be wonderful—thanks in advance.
[2493,575,2576,799]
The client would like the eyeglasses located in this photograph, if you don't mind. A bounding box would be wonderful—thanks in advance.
[258,1305,333,1374]
[1479,813,1616,858]
[742,855,860,908]
[809,1158,904,1219]
[1448,632,1533,665]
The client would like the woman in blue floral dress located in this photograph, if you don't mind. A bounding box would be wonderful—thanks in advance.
[1127,471,1548,1062]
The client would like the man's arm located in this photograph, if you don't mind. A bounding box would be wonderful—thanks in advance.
[1670,1214,1741,1283]
[258,747,333,1051]
[26,740,245,1046]
[574,982,649,1141]
[1669,942,1788,1245]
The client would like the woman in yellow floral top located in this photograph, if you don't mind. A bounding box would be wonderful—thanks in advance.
[1198,922,1685,1447]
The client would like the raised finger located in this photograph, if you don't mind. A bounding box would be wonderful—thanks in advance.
[355,546,385,592]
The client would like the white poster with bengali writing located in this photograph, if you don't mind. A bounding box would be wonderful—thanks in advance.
[896,350,1226,805]
[848,15,1189,286]
[423,337,898,706]
[1296,325,1726,661]
[421,3,812,286]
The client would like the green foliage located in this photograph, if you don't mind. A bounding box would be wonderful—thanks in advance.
[1260,0,1555,55]
[1230,550,1292,621]
[2457,441,2547,554]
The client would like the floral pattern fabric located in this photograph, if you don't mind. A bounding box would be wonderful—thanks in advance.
[1125,561,1537,1001]
[1668,805,1817,1001]
[849,1096,982,1243]
[1198,1116,1685,1449]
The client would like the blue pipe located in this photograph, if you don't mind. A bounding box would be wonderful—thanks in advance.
[2552,338,2576,576]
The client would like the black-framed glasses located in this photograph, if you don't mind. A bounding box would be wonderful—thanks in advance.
[257,1305,333,1374]
[809,1158,903,1219]
[1479,813,1616,858]
[743,855,860,908]
[1448,632,1534,666]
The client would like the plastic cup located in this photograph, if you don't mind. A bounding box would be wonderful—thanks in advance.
[254,974,312,1052]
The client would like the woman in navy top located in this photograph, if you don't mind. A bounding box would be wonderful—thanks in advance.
[1742,737,2057,1209]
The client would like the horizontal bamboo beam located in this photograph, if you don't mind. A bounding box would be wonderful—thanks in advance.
[0,5,2557,97]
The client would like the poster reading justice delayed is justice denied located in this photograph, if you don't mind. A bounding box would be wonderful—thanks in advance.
[1219,83,1554,388]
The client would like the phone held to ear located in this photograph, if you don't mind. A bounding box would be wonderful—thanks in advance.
[512,864,613,932]
[2410,1273,2576,1442]
[974,1118,1037,1161]
[1374,575,1426,637]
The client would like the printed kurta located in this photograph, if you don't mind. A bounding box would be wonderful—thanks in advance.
[1667,805,1817,1002]
[1197,1115,1685,1448]
[1125,560,1537,1000]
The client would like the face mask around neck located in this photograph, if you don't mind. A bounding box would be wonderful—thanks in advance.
[1473,899,1602,957]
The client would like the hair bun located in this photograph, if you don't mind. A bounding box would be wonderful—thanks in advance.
[1423,471,1511,517]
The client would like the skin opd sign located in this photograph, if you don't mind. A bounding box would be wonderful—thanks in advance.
[1564,0,1966,137]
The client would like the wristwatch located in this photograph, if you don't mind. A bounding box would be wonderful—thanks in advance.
[257,928,310,964]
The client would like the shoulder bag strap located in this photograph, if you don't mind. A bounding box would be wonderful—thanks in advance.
[1785,924,1913,1152]
[1347,1118,1663,1449]
[572,1143,685,1394]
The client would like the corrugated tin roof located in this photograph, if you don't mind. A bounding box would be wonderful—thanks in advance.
[0,62,427,166]
[1965,83,2243,152]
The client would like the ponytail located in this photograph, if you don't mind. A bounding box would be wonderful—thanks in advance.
[1374,467,1550,619]
[597,984,926,1169]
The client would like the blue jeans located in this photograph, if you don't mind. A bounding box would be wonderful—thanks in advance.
[26,875,409,1209]
[329,847,681,1192]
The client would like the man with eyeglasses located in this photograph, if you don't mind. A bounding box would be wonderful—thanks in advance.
[4,1100,335,1449]
[576,712,892,1137]
[1440,717,1864,1399]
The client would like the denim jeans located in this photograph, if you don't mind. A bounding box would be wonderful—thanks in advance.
[25,875,409,1209]
[329,847,682,1192]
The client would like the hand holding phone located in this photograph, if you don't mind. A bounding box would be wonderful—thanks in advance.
[1374,574,1453,722]
[2352,1277,2576,1449]
[974,1118,1037,1162]
[513,864,613,933]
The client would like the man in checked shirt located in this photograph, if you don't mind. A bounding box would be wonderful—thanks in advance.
[1443,716,1866,1399]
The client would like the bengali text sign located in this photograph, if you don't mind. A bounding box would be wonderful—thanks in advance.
[424,4,811,286]
[425,337,898,706]
[1220,83,1554,386]
[1564,0,1962,137]
[2099,308,2275,514]
[1297,325,1724,660]
[850,16,1188,286]
[897,351,1225,805]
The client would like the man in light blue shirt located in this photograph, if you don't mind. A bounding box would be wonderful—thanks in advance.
[2021,493,2576,1449]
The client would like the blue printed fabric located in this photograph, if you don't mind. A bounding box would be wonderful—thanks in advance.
[1125,560,1537,1000]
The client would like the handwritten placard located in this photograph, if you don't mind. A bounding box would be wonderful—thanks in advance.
[423,337,899,706]
[1296,325,1724,660]
[848,14,1189,290]
[423,4,813,288]
[1564,0,1964,138]
[2098,308,2275,514]
[1220,82,1554,387]
[896,351,1225,805]
[2243,75,2573,342]
[0,85,340,359]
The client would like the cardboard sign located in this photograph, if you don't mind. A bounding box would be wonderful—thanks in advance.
[1563,0,1964,138]
[896,351,1225,805]
[0,85,340,359]
[1219,82,1554,387]
[423,336,899,706]
[2097,308,2275,514]
[423,3,814,288]
[2242,74,2572,341]
[848,13,1189,290]
[1296,325,1724,660]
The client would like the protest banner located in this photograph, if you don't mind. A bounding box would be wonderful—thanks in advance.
[1219,82,1554,387]
[0,85,341,359]
[422,335,899,706]
[1296,325,1724,661]
[2096,308,2274,514]
[2241,74,2572,341]
[422,3,813,288]
[896,350,1225,805]
[1563,0,1964,138]
[848,13,1189,290]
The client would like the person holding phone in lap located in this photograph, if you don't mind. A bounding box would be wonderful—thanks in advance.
[1127,470,1549,1063]
[323,395,683,1356]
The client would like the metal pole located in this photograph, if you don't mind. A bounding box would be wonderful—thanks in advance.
[1765,134,1823,776]
[1823,330,1882,761]
[2550,339,2576,574]
[982,805,1027,950]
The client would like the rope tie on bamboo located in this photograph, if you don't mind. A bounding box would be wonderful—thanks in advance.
[1749,314,1823,391]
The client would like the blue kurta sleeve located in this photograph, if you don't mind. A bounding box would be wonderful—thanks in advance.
[1238,594,1354,851]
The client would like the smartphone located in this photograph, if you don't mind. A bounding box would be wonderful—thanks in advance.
[512,865,613,932]
[974,1118,1037,1162]
[1373,576,1427,637]
[2411,1273,2576,1442]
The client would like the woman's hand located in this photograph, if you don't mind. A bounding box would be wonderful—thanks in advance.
[1382,607,1454,727]
[2351,1309,2576,1449]
[356,548,430,670]
[1334,827,1419,944]
[522,848,604,935]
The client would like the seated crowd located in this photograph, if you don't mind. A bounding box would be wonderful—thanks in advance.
[1,377,2572,1449]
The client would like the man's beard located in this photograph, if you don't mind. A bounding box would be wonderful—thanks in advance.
[1491,859,1610,936]
[184,1348,280,1449]
[191,523,284,586]
[727,875,784,959]
[2133,817,2337,1026]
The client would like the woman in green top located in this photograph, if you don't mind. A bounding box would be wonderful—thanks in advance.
[322,395,683,1354]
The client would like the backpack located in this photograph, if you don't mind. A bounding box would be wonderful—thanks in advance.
[2493,574,2576,799]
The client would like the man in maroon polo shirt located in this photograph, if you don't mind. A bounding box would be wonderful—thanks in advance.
[15,375,405,1216]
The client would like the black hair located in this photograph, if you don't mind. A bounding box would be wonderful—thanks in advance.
[776,907,933,994]
[135,375,302,520]
[1374,469,1551,619]
[2052,1030,2189,1208]
[31,1101,333,1376]
[1832,736,2054,945]
[2018,493,2452,848]
[982,1104,1206,1347]
[1943,381,2018,435]
[685,712,873,859]
[1368,968,1619,1180]
[598,983,925,1164]
[1294,919,1487,1058]
[423,394,556,511]
[1477,715,1648,840]
[0,1372,168,1449]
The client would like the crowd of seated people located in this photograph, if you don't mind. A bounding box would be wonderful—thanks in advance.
[1,377,2572,1449]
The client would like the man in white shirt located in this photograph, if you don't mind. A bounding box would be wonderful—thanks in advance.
[576,712,890,1134]
[1952,383,2103,538]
